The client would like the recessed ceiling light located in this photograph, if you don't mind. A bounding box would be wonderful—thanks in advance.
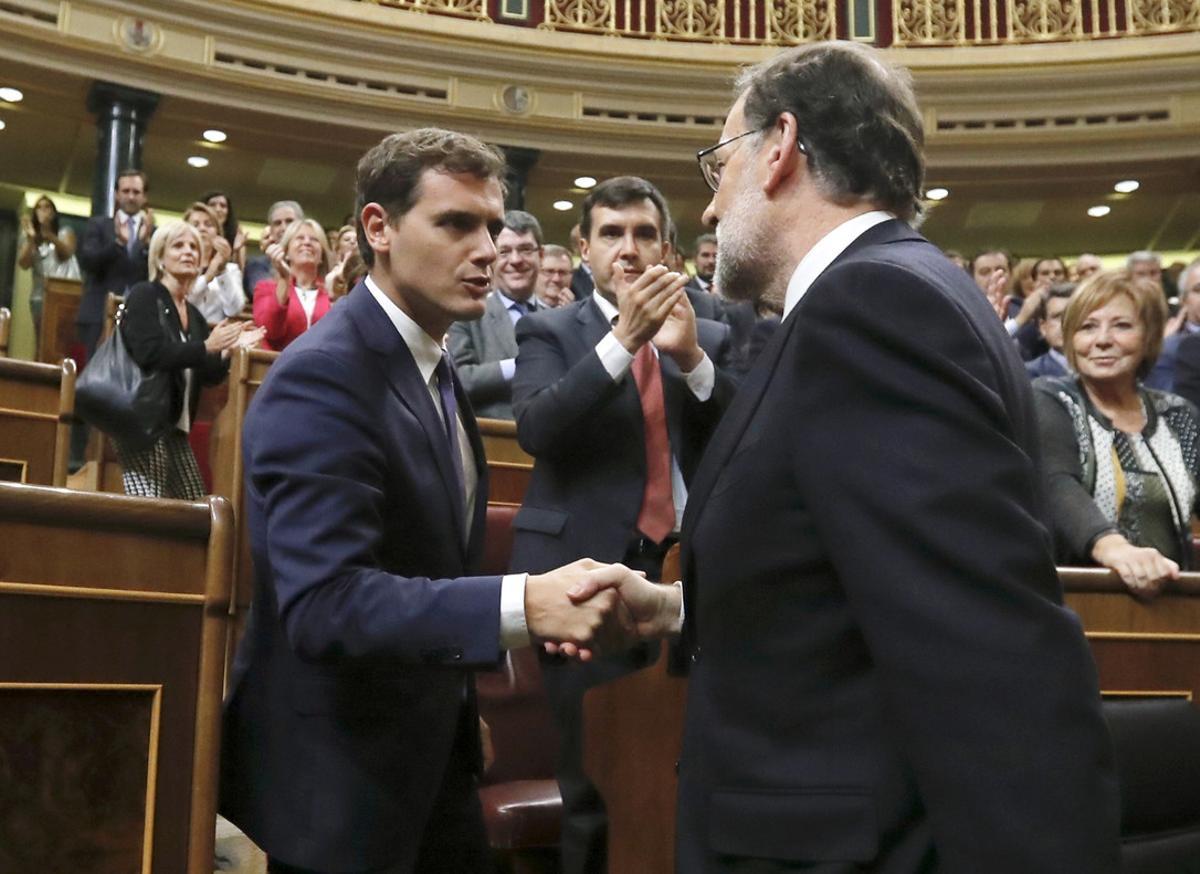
[1114,179,1139,194]
[0,120,6,132]
[0,87,24,103]
[187,156,210,168]
[202,129,227,144]
[553,200,574,211]
[1087,205,1111,218]
[926,187,949,201]
[573,176,597,189]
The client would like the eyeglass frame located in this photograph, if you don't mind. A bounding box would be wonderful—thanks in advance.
[695,125,809,193]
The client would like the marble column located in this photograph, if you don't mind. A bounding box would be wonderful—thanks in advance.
[86,82,159,217]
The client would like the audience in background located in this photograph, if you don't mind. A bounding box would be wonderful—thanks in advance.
[1147,257,1200,390]
[1033,271,1195,596]
[253,217,332,351]
[536,243,575,308]
[1025,282,1075,378]
[201,190,247,271]
[323,224,359,299]
[568,222,594,300]
[184,202,245,324]
[244,200,304,295]
[688,232,717,295]
[1076,252,1104,281]
[971,248,1011,316]
[1128,250,1165,295]
[18,194,79,351]
[117,220,261,499]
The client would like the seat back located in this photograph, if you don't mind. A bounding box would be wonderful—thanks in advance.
[477,417,533,505]
[0,306,10,357]
[39,276,81,365]
[0,356,75,486]
[0,482,234,874]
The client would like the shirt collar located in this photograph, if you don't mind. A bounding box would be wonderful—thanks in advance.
[1049,348,1070,369]
[117,209,140,225]
[496,288,535,311]
[782,210,894,318]
[365,275,444,386]
[592,290,619,325]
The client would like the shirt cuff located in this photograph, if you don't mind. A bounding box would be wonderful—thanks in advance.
[683,353,715,401]
[672,580,685,635]
[1004,317,1019,336]
[596,331,635,381]
[499,572,530,650]
[500,358,516,381]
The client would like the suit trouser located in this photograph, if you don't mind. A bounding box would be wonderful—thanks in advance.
[266,709,492,874]
[543,537,672,874]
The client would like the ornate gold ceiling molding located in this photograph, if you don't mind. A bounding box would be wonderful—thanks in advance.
[0,0,1197,164]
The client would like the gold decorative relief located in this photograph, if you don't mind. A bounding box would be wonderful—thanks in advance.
[543,0,617,31]
[656,0,726,40]
[894,0,965,43]
[1129,0,1200,30]
[1008,0,1082,39]
[373,0,491,21]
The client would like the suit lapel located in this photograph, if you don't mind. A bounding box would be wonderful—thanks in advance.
[485,293,520,359]
[347,284,469,549]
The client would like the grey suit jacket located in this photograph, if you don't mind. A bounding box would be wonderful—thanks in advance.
[448,291,540,420]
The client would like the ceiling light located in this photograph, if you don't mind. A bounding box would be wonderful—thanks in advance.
[0,87,24,103]
[202,129,227,144]
[0,120,6,132]
[553,200,574,211]
[573,176,597,189]
[187,156,210,168]
[925,187,949,201]
[1114,179,1139,194]
[1087,205,1111,218]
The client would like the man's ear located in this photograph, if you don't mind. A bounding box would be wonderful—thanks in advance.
[762,112,804,197]
[579,237,590,266]
[360,203,391,259]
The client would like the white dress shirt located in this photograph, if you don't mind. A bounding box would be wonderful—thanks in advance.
[782,210,894,319]
[366,276,528,648]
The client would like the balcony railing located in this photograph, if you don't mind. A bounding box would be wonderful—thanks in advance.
[360,0,1200,44]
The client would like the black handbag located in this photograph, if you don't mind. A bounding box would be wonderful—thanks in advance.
[74,303,173,452]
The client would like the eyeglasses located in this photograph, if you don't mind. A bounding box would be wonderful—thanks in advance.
[696,127,808,193]
[497,244,539,259]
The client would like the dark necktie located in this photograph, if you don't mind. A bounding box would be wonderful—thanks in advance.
[631,343,675,543]
[434,353,466,511]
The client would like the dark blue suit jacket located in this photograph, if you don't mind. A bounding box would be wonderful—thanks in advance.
[675,220,1119,872]
[1024,350,1069,380]
[509,297,733,572]
[220,282,501,872]
[76,214,150,326]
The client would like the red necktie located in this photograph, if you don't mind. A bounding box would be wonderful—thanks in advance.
[632,344,675,543]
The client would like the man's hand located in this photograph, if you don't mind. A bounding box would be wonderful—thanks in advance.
[652,290,703,372]
[210,235,232,270]
[612,263,689,354]
[983,269,1008,321]
[114,214,130,246]
[558,563,683,642]
[1013,286,1045,328]
[140,209,155,242]
[525,558,644,659]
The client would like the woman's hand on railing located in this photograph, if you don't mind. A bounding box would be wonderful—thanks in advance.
[1090,533,1179,598]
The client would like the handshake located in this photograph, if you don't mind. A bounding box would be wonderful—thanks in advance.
[524,558,684,659]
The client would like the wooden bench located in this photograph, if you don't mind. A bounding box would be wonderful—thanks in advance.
[0,306,10,357]
[0,356,75,486]
[478,417,533,507]
[210,347,278,684]
[0,481,234,874]
[40,276,81,365]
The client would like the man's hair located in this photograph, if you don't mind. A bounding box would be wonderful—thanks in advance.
[266,200,304,225]
[542,243,571,261]
[1037,281,1076,322]
[1062,271,1166,379]
[734,42,925,223]
[1126,250,1162,268]
[694,232,717,250]
[116,168,148,190]
[503,209,543,245]
[970,249,1013,272]
[1033,256,1066,277]
[579,176,671,241]
[1181,257,1200,294]
[355,128,506,267]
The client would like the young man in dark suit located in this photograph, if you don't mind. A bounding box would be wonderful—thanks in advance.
[76,169,153,358]
[573,42,1120,873]
[220,129,642,874]
[510,175,734,874]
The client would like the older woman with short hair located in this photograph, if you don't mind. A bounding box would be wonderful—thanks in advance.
[118,220,262,499]
[1034,270,1200,596]
[253,217,332,351]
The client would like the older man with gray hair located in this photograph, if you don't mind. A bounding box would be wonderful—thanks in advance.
[243,199,305,295]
